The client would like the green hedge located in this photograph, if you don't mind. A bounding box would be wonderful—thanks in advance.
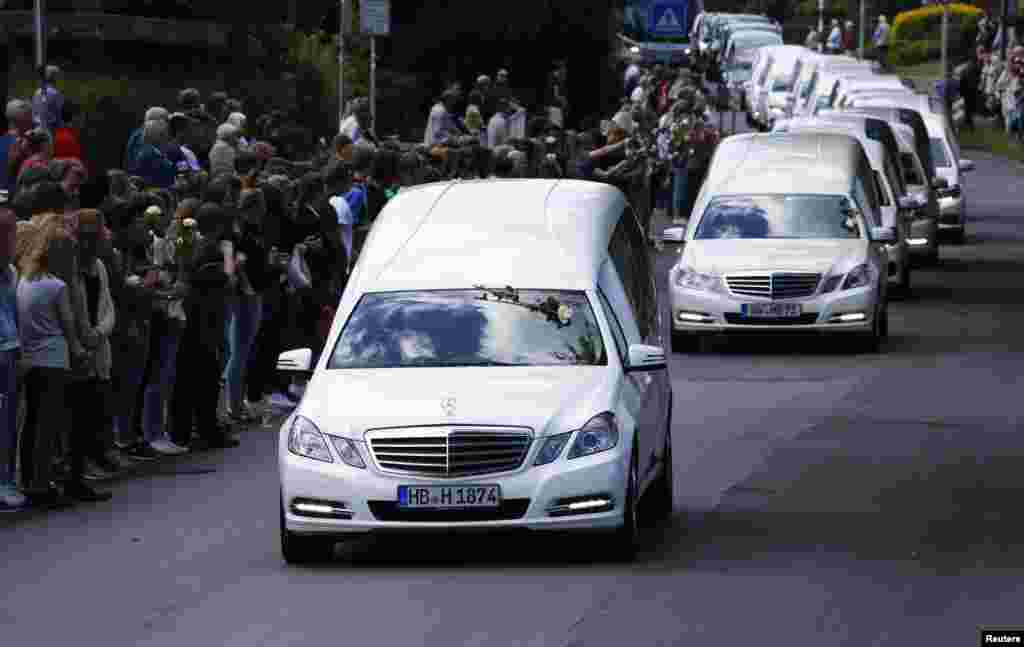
[889,3,981,66]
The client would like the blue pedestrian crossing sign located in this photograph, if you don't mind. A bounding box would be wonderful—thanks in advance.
[649,3,689,38]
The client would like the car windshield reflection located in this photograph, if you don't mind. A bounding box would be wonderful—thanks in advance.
[695,194,863,240]
[328,289,608,369]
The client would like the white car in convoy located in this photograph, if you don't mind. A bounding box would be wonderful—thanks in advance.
[663,132,892,353]
[847,93,974,244]
[746,44,807,128]
[776,112,920,294]
[277,179,673,564]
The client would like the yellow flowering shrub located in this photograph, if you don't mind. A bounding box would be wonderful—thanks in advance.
[889,3,982,66]
[891,3,982,43]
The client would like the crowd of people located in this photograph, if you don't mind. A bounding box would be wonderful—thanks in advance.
[0,54,720,512]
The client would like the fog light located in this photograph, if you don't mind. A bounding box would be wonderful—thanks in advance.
[291,498,353,519]
[906,238,929,246]
[677,311,714,323]
[831,312,867,323]
[546,494,615,517]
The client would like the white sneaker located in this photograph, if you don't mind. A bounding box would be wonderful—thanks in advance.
[150,439,188,455]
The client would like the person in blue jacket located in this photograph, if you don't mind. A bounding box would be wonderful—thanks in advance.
[133,119,176,189]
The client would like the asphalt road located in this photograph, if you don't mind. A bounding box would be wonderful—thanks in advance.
[3,148,1024,646]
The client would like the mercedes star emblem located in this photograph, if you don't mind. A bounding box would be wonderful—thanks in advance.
[441,397,456,417]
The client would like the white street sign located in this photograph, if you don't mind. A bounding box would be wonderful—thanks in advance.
[362,0,390,36]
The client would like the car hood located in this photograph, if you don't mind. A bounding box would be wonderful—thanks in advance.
[682,239,866,275]
[297,366,618,440]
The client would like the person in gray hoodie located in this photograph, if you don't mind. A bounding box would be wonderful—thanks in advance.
[209,123,240,179]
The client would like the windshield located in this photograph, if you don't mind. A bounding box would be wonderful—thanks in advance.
[929,138,950,168]
[695,194,863,240]
[771,79,793,92]
[734,35,782,49]
[727,66,753,82]
[328,289,607,369]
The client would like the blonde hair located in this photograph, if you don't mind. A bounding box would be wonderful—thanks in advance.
[19,214,69,280]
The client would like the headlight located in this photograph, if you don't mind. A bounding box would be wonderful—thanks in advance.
[821,275,843,293]
[675,266,724,293]
[534,432,572,466]
[287,416,333,463]
[567,413,619,460]
[329,436,366,468]
[841,263,875,291]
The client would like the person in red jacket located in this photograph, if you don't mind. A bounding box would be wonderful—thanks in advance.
[843,20,856,55]
[53,100,83,160]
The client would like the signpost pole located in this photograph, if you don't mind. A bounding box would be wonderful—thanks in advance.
[370,35,377,126]
[338,0,346,133]
[858,0,866,60]
[34,0,46,121]
[940,2,948,86]
[817,0,824,53]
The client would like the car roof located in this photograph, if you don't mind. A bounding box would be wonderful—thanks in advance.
[347,179,625,294]
[781,120,886,161]
[705,132,862,196]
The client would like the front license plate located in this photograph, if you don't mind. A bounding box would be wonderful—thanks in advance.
[398,485,501,509]
[742,302,802,318]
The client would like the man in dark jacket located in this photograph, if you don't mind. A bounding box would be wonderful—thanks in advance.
[169,202,238,449]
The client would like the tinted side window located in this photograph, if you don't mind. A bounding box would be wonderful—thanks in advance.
[883,153,905,196]
[616,207,656,341]
[609,217,639,328]
[596,289,628,364]
[873,170,891,207]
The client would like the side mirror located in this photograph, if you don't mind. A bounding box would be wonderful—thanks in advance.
[625,344,667,373]
[958,159,975,173]
[662,226,686,244]
[870,226,897,244]
[277,348,314,375]
[898,194,926,211]
[932,176,949,190]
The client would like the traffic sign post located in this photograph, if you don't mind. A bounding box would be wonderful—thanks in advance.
[361,0,390,133]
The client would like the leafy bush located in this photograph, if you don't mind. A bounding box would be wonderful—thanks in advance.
[891,3,982,43]
[288,31,370,102]
[889,3,981,65]
[889,39,942,67]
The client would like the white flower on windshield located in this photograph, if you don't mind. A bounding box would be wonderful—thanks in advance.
[557,304,573,325]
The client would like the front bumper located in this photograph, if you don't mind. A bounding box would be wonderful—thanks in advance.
[669,284,877,334]
[280,442,628,535]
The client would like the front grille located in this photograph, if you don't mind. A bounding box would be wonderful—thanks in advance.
[368,499,531,522]
[724,313,820,325]
[367,428,533,478]
[726,273,821,299]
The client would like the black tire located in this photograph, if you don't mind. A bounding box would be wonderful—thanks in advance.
[606,442,640,563]
[854,302,885,354]
[950,228,966,245]
[646,398,674,524]
[280,496,337,565]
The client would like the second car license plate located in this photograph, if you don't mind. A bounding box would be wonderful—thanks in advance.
[398,485,501,509]
[742,302,802,318]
